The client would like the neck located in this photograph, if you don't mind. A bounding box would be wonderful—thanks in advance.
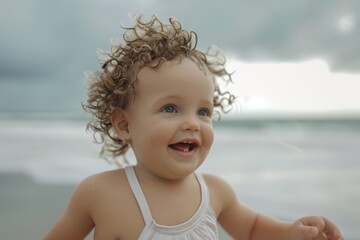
[133,165,195,186]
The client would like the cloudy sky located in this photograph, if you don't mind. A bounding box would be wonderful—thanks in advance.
[0,0,359,117]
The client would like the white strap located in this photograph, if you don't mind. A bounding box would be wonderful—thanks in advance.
[125,166,153,224]
[195,172,209,208]
[125,167,209,225]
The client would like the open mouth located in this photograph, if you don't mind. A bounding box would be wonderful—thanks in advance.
[169,141,198,152]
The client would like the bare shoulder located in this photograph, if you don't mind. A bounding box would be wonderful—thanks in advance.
[71,168,135,222]
[201,173,237,215]
[201,172,258,239]
[201,173,236,198]
[79,168,127,188]
[43,168,131,239]
[75,168,128,202]
[201,173,233,192]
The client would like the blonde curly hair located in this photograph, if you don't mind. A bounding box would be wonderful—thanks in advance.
[82,15,235,164]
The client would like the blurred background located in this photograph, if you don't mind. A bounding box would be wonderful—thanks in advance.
[0,0,359,239]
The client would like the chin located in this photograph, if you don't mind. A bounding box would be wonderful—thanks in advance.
[168,159,203,178]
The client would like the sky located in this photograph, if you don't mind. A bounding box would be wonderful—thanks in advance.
[0,0,359,118]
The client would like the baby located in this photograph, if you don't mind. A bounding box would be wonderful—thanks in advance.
[43,15,344,240]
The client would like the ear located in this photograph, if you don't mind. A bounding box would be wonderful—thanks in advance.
[111,108,130,140]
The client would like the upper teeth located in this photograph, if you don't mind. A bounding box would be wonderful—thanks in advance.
[182,141,193,152]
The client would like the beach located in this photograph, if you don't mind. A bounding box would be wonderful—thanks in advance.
[0,118,359,239]
[0,173,74,239]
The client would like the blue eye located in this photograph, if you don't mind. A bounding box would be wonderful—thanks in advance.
[198,108,210,117]
[162,105,177,113]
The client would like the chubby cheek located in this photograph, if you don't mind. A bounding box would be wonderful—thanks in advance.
[202,124,214,153]
[148,120,174,145]
[130,118,172,148]
[137,121,173,161]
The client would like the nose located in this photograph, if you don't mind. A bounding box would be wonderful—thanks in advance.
[181,115,200,132]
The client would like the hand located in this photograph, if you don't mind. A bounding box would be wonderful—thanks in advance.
[289,216,344,240]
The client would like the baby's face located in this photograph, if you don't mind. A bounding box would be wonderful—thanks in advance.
[126,57,215,180]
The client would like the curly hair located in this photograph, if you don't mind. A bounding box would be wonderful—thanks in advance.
[82,14,235,164]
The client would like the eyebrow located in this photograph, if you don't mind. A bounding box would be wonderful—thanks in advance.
[156,95,213,107]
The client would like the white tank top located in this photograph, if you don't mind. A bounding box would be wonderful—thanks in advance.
[125,166,219,240]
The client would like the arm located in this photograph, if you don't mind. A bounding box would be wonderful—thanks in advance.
[286,216,344,240]
[205,174,344,240]
[42,177,95,240]
[249,214,345,240]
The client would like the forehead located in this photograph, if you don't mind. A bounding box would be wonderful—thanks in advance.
[136,58,214,102]
[136,58,214,98]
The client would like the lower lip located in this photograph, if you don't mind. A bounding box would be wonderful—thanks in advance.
[168,147,197,158]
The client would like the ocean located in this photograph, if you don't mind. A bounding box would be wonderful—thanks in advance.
[0,116,359,239]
